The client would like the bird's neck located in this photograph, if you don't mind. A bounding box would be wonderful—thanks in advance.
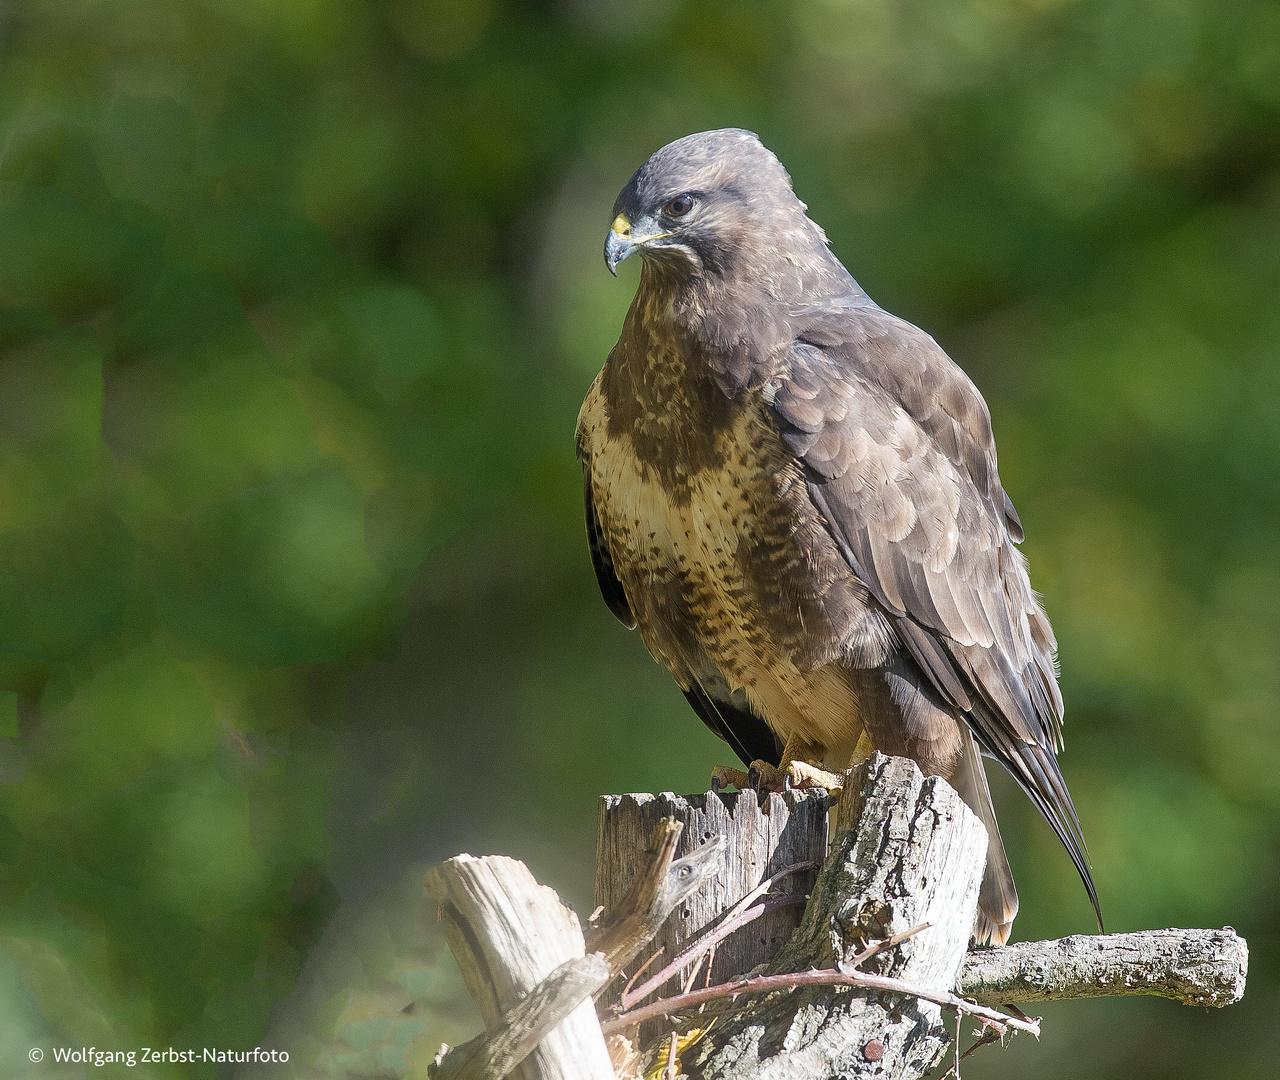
[634,245,855,396]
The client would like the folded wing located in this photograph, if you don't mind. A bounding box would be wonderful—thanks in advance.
[771,304,1101,929]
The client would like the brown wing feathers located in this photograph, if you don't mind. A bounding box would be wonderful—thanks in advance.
[584,470,635,629]
[774,313,1102,932]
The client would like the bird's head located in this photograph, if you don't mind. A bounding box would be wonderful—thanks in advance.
[604,128,829,285]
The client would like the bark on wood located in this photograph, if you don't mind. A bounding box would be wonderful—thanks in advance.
[424,854,616,1080]
[678,753,990,1080]
[958,927,1248,1008]
[425,755,1250,1080]
[430,954,610,1080]
[595,789,829,1009]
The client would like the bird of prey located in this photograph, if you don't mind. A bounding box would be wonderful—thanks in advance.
[576,128,1100,945]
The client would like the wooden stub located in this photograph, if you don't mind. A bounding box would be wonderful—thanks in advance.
[683,754,989,1079]
[959,926,1249,1008]
[424,855,615,1080]
[431,954,611,1080]
[586,819,726,976]
[595,789,829,1005]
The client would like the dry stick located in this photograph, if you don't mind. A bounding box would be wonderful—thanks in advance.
[841,922,932,972]
[663,1028,679,1080]
[959,1019,1005,1062]
[621,881,811,1010]
[586,819,727,976]
[429,954,610,1080]
[710,858,819,931]
[620,947,665,1002]
[702,942,717,989]
[681,953,707,995]
[600,967,1041,1039]
[611,918,935,1068]
[621,893,797,1006]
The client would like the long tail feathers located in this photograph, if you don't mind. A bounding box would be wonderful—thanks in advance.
[952,728,1019,946]
[968,700,1104,936]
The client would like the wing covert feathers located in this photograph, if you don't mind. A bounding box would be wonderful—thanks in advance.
[773,305,1101,930]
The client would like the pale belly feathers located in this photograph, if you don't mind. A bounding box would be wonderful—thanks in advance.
[578,375,867,768]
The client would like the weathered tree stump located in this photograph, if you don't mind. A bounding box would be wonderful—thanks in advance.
[425,753,1248,1080]
[676,753,989,1079]
[595,789,829,1007]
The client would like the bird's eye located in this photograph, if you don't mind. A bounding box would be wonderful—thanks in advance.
[663,194,695,219]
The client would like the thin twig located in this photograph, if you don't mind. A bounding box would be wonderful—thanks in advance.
[600,967,1042,1039]
[621,947,664,1002]
[840,922,932,971]
[619,860,817,1009]
[719,859,819,925]
[960,1019,1006,1061]
[620,893,803,1010]
[681,952,707,994]
[954,1007,961,1079]
[662,1027,678,1080]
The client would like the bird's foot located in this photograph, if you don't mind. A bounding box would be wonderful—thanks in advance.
[709,761,845,794]
[710,765,750,792]
[783,759,846,791]
[747,759,789,792]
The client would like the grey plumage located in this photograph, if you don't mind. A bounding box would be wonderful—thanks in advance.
[577,128,1100,944]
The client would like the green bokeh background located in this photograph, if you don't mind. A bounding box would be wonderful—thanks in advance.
[0,0,1276,1076]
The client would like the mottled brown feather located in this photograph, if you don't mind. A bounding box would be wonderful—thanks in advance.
[577,128,1100,941]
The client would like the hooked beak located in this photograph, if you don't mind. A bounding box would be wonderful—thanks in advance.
[604,214,636,276]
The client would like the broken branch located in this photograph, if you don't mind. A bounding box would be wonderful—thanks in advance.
[958,927,1247,1008]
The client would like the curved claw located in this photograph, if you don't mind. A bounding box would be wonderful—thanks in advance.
[710,765,750,792]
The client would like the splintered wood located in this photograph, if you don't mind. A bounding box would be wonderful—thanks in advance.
[424,855,615,1080]
[425,753,1249,1080]
[594,789,829,1006]
[676,753,990,1079]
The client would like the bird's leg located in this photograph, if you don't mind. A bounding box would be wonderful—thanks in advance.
[712,735,847,794]
[778,734,845,790]
[778,731,875,790]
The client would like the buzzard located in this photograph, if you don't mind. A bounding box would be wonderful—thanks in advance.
[576,129,1100,944]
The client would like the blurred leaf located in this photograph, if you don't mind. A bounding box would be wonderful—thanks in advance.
[341,284,443,380]
[0,3,1276,1078]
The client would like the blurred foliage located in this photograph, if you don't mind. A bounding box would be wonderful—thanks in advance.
[0,0,1277,1077]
